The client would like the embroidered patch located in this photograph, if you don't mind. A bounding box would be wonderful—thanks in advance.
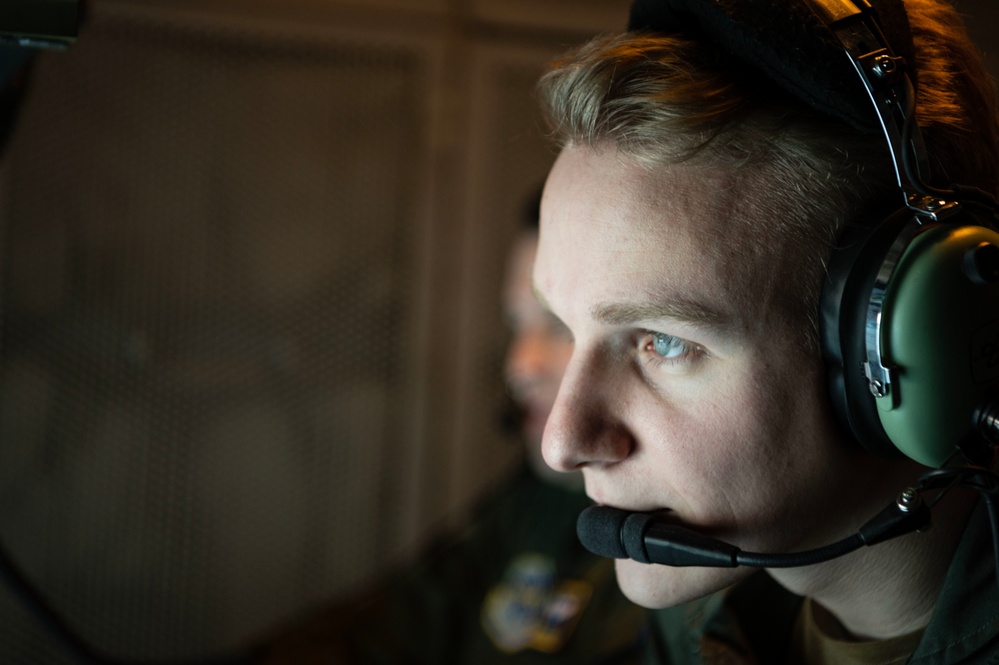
[481,553,592,653]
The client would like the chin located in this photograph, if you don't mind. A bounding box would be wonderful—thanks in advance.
[613,558,752,609]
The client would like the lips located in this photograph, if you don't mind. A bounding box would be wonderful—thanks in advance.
[583,484,678,522]
[589,499,674,522]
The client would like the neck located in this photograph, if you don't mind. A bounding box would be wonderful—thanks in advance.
[770,484,977,640]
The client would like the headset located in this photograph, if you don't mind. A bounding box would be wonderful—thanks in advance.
[628,0,999,469]
[575,0,999,579]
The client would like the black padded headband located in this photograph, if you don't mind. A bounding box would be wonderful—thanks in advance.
[627,0,917,134]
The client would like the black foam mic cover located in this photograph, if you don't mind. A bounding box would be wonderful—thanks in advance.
[580,506,742,567]
[577,505,630,558]
[577,495,932,568]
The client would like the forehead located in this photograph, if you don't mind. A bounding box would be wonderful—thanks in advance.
[535,145,756,324]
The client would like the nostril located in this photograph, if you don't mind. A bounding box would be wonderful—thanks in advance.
[542,402,634,472]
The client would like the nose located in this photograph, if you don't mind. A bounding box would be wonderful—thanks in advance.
[541,349,634,472]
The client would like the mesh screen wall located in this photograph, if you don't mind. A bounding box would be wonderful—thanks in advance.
[0,0,631,659]
[6,0,992,662]
[0,3,441,661]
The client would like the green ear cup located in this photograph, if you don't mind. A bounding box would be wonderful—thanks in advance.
[878,223,999,466]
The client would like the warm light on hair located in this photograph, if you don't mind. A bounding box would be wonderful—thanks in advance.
[536,0,999,349]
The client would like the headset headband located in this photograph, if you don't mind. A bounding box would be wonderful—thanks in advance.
[626,0,917,135]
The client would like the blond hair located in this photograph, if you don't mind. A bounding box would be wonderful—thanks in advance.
[536,0,999,346]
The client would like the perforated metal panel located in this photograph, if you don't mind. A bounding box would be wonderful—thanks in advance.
[0,4,437,661]
[0,0,640,661]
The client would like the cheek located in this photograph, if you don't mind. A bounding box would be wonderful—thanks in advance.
[648,361,834,525]
[716,366,847,531]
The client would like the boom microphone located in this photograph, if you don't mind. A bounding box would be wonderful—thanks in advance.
[577,489,932,568]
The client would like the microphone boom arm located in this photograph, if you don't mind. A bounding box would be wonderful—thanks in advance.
[636,489,930,568]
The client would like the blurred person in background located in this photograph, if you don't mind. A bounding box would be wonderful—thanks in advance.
[247,187,647,664]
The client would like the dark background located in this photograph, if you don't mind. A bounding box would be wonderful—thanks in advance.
[0,0,994,661]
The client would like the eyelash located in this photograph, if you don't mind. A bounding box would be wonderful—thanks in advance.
[639,331,701,368]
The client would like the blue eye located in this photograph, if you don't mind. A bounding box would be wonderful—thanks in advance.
[651,332,687,359]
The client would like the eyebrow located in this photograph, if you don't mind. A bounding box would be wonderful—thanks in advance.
[591,300,729,328]
[533,282,729,329]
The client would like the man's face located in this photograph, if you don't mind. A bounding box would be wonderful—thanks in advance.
[534,145,897,608]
